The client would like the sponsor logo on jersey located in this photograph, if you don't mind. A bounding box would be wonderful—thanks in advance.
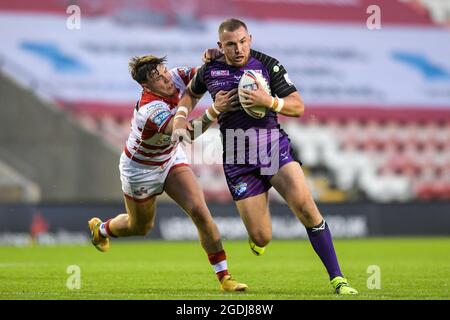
[146,102,166,111]
[154,135,171,145]
[212,80,229,87]
[233,182,248,197]
[150,109,171,127]
[211,70,230,77]
[244,69,262,74]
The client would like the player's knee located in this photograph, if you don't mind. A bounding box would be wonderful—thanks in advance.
[251,232,272,247]
[187,203,211,224]
[292,193,310,212]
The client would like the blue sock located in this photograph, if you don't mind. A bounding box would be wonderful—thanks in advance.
[306,220,343,280]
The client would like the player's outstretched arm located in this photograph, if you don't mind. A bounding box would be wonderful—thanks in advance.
[170,63,214,143]
[188,89,239,140]
[169,86,203,143]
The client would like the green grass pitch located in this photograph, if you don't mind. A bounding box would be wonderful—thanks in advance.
[0,238,449,300]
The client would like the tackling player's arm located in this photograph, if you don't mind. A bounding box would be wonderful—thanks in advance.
[170,82,205,142]
[170,64,207,142]
[171,64,238,142]
[187,88,238,140]
[170,85,238,140]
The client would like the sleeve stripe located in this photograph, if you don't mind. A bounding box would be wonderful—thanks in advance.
[277,86,297,98]
[272,82,293,91]
[252,49,297,98]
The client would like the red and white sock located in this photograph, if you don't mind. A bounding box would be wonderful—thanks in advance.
[208,250,229,281]
[99,219,116,238]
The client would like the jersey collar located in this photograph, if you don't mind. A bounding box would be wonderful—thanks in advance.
[139,89,179,109]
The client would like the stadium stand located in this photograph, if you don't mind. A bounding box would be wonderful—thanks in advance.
[0,73,122,202]
[296,117,450,202]
[68,111,450,202]
[0,159,40,203]
[0,0,436,24]
[418,0,450,25]
[1,0,449,203]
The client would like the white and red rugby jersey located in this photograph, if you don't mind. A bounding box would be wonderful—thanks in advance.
[124,66,196,166]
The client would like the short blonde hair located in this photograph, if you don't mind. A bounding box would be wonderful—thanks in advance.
[128,55,167,84]
[218,18,248,35]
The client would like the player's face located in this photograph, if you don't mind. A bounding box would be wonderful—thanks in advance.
[218,26,252,67]
[145,64,177,97]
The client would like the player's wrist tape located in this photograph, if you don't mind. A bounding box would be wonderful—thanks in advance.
[269,97,275,109]
[274,98,284,113]
[205,109,215,122]
[174,114,187,120]
[270,97,278,111]
[211,103,221,115]
[177,106,189,116]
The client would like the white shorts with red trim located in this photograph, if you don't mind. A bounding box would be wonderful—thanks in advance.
[119,146,189,201]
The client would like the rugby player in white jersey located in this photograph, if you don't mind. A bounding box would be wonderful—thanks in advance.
[88,54,247,292]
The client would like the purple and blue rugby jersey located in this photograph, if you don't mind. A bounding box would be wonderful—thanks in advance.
[190,49,299,199]
[190,49,297,131]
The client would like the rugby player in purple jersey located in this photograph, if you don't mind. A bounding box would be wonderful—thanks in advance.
[172,18,357,295]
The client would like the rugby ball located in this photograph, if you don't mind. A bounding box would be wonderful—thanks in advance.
[238,70,271,119]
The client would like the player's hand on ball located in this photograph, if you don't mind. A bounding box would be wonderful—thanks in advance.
[215,89,240,113]
[171,117,192,144]
[202,48,223,64]
[240,79,272,109]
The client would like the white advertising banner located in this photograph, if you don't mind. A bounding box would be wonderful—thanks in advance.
[1,13,450,109]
